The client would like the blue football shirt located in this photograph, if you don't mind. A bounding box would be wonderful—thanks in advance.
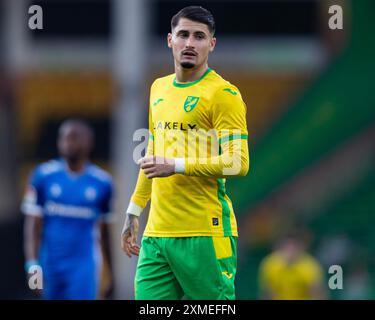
[22,159,114,268]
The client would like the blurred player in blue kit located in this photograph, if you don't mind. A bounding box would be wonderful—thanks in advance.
[22,119,114,300]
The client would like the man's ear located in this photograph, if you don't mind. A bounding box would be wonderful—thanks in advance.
[209,37,216,52]
[167,33,172,48]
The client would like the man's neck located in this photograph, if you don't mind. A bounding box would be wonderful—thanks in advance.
[65,158,87,173]
[174,63,209,83]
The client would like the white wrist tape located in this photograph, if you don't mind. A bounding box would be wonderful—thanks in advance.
[174,158,185,174]
[126,202,143,217]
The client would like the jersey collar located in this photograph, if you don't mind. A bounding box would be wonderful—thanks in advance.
[173,68,212,88]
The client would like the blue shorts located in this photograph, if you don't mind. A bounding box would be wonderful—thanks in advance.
[42,259,100,300]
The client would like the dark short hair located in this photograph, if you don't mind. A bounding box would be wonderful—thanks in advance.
[171,6,215,35]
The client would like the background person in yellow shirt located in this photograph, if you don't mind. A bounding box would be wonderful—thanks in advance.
[258,231,326,300]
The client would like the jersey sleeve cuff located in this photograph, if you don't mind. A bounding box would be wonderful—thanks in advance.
[126,202,143,217]
[174,158,185,174]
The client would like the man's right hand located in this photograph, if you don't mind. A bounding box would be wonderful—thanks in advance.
[121,214,140,257]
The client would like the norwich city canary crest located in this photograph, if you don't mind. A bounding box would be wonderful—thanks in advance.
[183,96,200,112]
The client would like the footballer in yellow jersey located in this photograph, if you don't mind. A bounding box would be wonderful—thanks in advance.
[121,6,249,300]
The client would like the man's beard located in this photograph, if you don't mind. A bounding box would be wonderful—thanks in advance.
[180,61,195,69]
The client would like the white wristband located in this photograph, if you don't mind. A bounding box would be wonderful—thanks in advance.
[174,158,185,173]
[126,202,143,217]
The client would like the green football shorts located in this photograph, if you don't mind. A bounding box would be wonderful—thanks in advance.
[134,236,237,300]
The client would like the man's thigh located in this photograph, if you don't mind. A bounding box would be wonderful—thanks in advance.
[165,236,237,300]
[135,237,184,300]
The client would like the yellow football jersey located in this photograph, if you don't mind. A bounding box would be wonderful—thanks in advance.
[259,252,324,300]
[130,68,249,237]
